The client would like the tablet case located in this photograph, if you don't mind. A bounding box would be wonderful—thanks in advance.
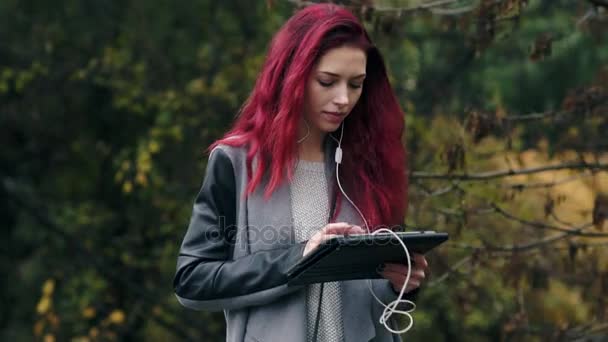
[286,231,448,286]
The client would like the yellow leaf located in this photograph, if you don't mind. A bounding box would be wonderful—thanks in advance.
[37,297,52,315]
[135,172,148,186]
[34,320,45,337]
[71,337,90,342]
[89,327,99,338]
[82,307,96,319]
[152,306,161,316]
[148,140,160,154]
[122,181,133,193]
[48,313,60,327]
[170,125,183,141]
[121,160,131,171]
[137,152,151,173]
[42,279,55,296]
[44,334,55,342]
[114,170,124,182]
[109,309,125,324]
[186,78,206,95]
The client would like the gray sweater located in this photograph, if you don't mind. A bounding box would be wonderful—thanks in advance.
[291,159,344,341]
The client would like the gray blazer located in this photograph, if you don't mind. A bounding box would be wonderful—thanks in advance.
[174,137,411,342]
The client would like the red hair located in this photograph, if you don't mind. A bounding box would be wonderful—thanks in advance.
[210,4,407,229]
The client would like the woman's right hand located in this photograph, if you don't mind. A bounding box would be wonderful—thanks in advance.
[303,222,366,257]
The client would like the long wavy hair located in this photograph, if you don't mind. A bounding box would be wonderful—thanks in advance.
[210,3,407,229]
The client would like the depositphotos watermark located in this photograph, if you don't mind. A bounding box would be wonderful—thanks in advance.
[193,216,408,248]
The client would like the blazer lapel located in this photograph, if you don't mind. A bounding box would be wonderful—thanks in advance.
[247,169,295,252]
[245,158,306,342]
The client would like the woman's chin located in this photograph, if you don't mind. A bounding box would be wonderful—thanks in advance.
[320,123,342,133]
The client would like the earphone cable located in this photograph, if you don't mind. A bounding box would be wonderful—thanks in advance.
[334,121,416,334]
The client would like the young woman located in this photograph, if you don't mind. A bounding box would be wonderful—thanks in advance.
[174,4,429,342]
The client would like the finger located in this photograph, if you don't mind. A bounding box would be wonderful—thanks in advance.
[410,270,426,281]
[346,225,366,234]
[383,263,409,274]
[378,270,403,284]
[379,271,421,291]
[323,224,360,236]
[404,280,421,292]
[413,254,428,268]
[381,268,425,282]
[323,222,352,231]
[305,233,339,256]
[380,266,425,286]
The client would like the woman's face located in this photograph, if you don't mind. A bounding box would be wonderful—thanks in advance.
[301,45,367,137]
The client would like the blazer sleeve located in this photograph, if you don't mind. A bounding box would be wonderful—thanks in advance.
[173,147,306,312]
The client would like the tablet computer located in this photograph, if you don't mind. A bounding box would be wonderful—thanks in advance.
[286,231,448,286]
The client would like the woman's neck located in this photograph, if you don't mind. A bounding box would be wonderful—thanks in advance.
[297,131,325,162]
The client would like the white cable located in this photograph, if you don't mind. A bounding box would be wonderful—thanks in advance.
[334,122,416,334]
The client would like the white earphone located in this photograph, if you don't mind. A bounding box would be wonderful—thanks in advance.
[333,122,417,334]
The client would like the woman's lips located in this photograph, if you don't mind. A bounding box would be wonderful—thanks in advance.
[322,111,345,123]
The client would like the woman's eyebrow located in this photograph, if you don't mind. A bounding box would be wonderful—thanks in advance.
[319,71,366,79]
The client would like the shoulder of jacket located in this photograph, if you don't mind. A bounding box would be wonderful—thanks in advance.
[210,143,247,160]
[208,144,251,179]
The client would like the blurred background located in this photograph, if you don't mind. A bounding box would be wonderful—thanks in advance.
[1,0,607,341]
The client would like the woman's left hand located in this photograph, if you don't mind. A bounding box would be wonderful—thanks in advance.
[378,253,429,294]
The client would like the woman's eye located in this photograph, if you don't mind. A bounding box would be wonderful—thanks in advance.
[318,80,333,87]
[349,83,363,89]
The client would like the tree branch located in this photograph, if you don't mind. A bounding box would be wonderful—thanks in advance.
[504,95,607,121]
[411,161,608,181]
[476,222,594,253]
[428,255,472,287]
[411,179,462,197]
[286,0,473,14]
[501,173,592,190]
[490,204,608,237]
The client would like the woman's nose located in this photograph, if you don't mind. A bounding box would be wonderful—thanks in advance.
[333,86,349,106]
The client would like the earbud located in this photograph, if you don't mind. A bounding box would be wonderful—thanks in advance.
[334,122,345,164]
[335,147,342,164]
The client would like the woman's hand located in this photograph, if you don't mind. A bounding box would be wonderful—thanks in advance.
[303,222,365,257]
[378,253,429,294]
